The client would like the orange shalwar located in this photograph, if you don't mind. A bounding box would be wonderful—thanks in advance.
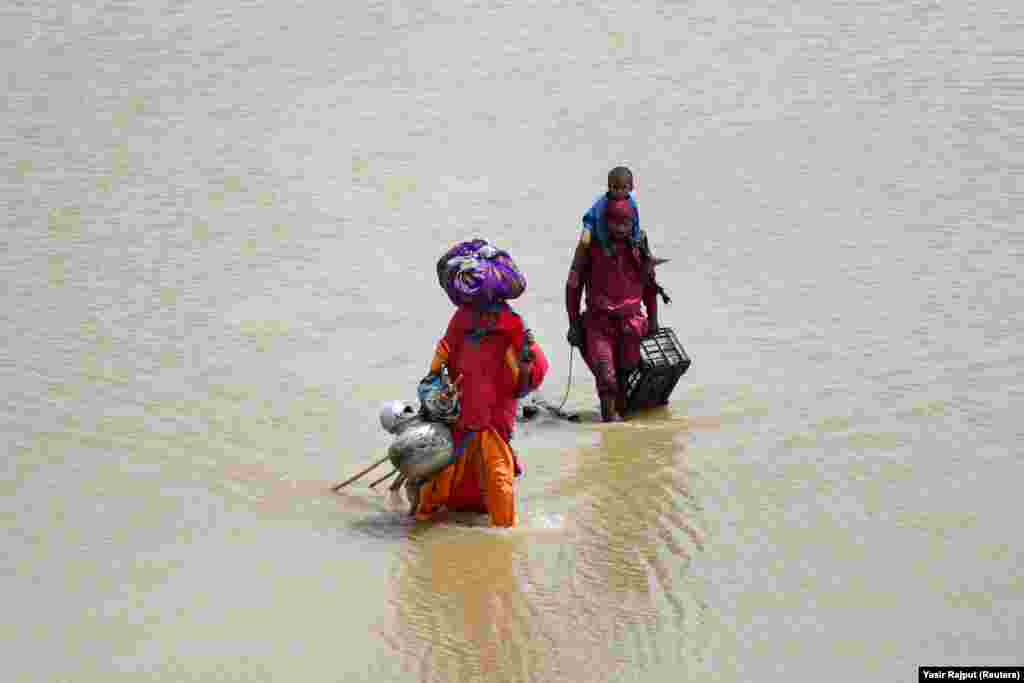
[415,304,548,527]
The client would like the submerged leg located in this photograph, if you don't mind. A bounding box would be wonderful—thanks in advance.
[616,367,636,416]
[586,325,622,422]
[616,329,643,416]
[480,429,518,527]
[404,478,420,516]
[599,393,623,423]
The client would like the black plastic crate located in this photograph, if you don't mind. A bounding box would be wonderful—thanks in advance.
[623,327,692,413]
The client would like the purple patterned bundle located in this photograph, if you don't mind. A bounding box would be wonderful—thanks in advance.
[436,239,527,307]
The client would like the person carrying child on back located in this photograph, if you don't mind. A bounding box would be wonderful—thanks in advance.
[565,166,670,422]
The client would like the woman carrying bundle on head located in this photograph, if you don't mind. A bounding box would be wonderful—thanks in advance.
[409,239,548,528]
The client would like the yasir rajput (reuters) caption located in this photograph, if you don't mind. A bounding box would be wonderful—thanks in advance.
[919,667,1023,682]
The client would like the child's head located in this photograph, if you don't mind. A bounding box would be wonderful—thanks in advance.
[605,197,635,241]
[607,166,634,199]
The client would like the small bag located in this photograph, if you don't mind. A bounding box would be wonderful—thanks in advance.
[416,370,459,423]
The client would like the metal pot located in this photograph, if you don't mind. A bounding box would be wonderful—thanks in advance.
[387,418,455,484]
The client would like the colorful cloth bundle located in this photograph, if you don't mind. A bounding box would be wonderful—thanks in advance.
[436,239,526,308]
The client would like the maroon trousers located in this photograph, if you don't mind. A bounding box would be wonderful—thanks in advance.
[583,309,648,399]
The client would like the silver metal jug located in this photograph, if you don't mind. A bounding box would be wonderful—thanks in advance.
[379,399,456,485]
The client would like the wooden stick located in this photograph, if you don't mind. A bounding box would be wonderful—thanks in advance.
[369,468,399,489]
[331,453,392,492]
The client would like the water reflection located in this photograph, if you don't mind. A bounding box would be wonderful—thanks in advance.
[547,414,704,672]
[380,413,706,681]
[388,525,548,683]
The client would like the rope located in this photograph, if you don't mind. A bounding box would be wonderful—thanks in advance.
[555,346,575,412]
